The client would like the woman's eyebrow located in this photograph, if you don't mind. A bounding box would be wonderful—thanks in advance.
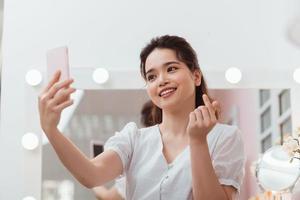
[145,61,180,75]
[145,68,155,76]
[163,61,180,66]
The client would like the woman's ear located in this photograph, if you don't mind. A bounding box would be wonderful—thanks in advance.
[193,70,201,86]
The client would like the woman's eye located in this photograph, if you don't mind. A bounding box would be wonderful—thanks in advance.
[147,75,156,81]
[168,66,177,72]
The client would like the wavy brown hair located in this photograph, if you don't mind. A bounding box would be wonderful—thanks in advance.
[140,35,218,124]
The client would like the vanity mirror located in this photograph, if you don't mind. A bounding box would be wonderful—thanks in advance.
[256,145,300,193]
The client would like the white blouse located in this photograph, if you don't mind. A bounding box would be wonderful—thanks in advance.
[104,122,245,200]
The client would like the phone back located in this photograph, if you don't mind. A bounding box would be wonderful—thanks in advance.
[46,46,70,82]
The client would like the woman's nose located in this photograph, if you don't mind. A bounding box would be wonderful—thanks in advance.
[158,73,169,87]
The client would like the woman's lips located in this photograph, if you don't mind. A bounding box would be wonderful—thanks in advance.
[160,88,177,98]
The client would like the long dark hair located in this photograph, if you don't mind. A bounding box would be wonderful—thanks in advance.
[140,100,156,127]
[140,35,218,124]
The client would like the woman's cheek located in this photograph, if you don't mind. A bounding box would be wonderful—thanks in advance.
[146,85,156,100]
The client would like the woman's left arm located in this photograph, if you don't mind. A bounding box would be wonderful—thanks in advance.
[189,139,236,200]
[187,94,237,200]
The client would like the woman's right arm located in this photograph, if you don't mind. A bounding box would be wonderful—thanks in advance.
[38,70,123,188]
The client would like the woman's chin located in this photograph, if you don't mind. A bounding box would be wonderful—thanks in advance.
[159,101,180,111]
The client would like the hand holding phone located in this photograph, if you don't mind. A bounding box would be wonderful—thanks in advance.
[46,46,70,82]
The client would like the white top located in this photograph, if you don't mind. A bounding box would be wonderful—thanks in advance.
[114,177,126,198]
[104,122,245,200]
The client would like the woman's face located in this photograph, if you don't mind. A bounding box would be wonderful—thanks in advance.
[144,48,201,111]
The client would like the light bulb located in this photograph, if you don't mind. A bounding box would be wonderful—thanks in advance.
[22,132,39,150]
[287,18,300,47]
[92,68,109,84]
[225,67,242,84]
[25,69,42,86]
[293,68,300,84]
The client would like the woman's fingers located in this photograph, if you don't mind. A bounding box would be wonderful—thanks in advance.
[49,79,74,97]
[212,101,220,118]
[41,79,74,103]
[42,70,61,93]
[188,95,219,139]
[198,106,211,126]
[39,80,75,114]
[212,101,220,112]
[48,87,76,107]
[53,99,74,113]
[189,112,197,125]
[194,108,203,125]
[202,94,217,122]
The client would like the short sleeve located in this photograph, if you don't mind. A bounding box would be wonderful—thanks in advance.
[114,177,126,198]
[104,122,138,175]
[212,126,245,193]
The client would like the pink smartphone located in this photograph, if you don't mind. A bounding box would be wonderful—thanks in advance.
[46,46,70,82]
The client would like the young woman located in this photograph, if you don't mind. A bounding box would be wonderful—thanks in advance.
[38,35,245,200]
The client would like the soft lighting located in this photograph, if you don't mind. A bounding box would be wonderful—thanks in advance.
[225,67,242,84]
[25,69,42,86]
[92,68,109,84]
[22,196,36,200]
[293,68,300,84]
[22,132,39,150]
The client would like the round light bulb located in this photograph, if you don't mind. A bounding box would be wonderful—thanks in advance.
[25,69,42,86]
[293,68,300,84]
[92,68,109,84]
[225,67,242,84]
[287,18,300,47]
[22,132,39,150]
[22,196,36,200]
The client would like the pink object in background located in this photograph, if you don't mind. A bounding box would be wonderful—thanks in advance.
[46,46,70,82]
[209,89,260,199]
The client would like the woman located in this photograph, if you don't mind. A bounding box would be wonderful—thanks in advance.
[38,35,244,200]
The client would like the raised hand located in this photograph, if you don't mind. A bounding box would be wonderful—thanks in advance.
[38,70,76,134]
[187,94,220,143]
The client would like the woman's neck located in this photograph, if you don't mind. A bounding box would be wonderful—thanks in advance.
[159,105,194,138]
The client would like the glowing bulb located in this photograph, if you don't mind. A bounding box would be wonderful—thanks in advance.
[22,132,39,150]
[225,67,242,84]
[25,69,42,86]
[287,18,300,47]
[92,68,109,84]
[22,196,36,200]
[293,68,300,84]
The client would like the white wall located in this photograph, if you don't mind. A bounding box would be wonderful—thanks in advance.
[1,0,300,199]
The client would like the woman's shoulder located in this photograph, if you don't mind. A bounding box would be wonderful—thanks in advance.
[215,122,240,135]
[122,121,139,131]
[209,123,245,159]
[118,122,159,146]
[208,122,242,143]
[120,122,158,136]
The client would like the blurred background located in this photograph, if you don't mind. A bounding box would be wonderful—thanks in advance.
[0,0,3,119]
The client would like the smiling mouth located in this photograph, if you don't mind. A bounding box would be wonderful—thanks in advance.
[159,88,177,97]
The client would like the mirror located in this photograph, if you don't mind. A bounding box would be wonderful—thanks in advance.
[42,89,149,199]
[256,145,300,192]
[41,88,294,199]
